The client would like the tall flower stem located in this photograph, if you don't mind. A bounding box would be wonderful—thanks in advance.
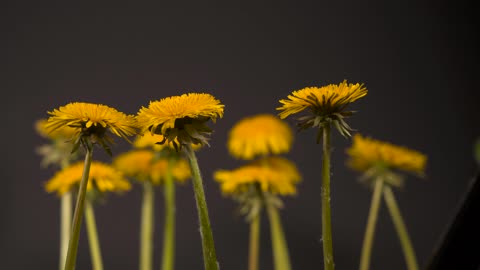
[266,202,291,270]
[248,213,261,270]
[184,144,219,270]
[383,185,419,270]
[321,124,334,270]
[359,179,384,270]
[161,159,176,270]
[60,191,72,270]
[64,143,93,270]
[85,199,104,270]
[140,181,154,270]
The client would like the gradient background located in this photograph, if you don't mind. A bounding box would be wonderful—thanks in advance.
[2,1,478,269]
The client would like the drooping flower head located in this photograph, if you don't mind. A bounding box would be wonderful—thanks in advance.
[45,102,137,154]
[136,93,224,150]
[113,150,190,185]
[277,80,367,138]
[228,114,293,160]
[346,134,427,186]
[214,156,301,196]
[45,161,131,196]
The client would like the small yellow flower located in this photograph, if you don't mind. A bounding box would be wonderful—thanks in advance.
[214,156,301,196]
[228,114,293,160]
[36,119,78,141]
[46,102,137,153]
[133,133,201,152]
[45,161,131,196]
[113,150,191,184]
[346,134,427,176]
[136,93,224,148]
[277,80,367,137]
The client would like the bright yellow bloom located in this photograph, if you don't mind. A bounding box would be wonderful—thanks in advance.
[228,114,293,160]
[214,157,301,196]
[45,161,131,196]
[35,119,77,140]
[277,80,367,119]
[136,93,224,147]
[113,150,191,184]
[347,134,427,175]
[133,133,201,151]
[46,102,137,142]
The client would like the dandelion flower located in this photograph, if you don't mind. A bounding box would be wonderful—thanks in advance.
[136,93,224,148]
[113,150,191,184]
[347,134,427,177]
[46,102,137,154]
[215,157,301,196]
[277,80,367,137]
[228,114,293,160]
[347,134,427,270]
[36,119,78,141]
[45,161,131,196]
[134,132,201,152]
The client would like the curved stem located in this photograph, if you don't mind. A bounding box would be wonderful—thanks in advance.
[161,159,176,270]
[184,144,219,270]
[266,203,291,270]
[85,200,104,270]
[321,124,335,270]
[359,179,384,270]
[140,181,154,270]
[60,192,72,270]
[64,145,93,270]
[248,213,260,270]
[383,185,419,270]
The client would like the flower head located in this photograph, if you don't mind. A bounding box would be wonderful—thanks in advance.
[136,93,224,149]
[214,156,301,196]
[36,119,78,141]
[35,119,81,167]
[113,150,190,184]
[133,133,201,152]
[46,102,137,154]
[45,161,131,196]
[277,80,367,138]
[228,114,293,160]
[347,134,427,180]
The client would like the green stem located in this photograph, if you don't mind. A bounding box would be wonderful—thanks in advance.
[161,159,176,270]
[266,203,291,270]
[383,185,419,270]
[85,200,104,270]
[321,124,334,270]
[140,181,155,270]
[184,144,219,270]
[60,192,72,270]
[64,145,93,270]
[248,213,260,270]
[359,179,384,270]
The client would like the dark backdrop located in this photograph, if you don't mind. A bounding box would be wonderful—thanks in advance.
[1,1,478,269]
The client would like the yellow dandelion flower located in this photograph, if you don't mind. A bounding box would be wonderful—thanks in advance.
[133,133,201,151]
[277,80,367,137]
[35,119,78,140]
[214,156,301,196]
[113,150,191,184]
[136,93,224,148]
[45,161,131,196]
[46,102,137,153]
[347,134,427,176]
[150,158,191,184]
[228,114,293,160]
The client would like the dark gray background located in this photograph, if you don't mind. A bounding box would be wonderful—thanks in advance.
[2,1,478,269]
